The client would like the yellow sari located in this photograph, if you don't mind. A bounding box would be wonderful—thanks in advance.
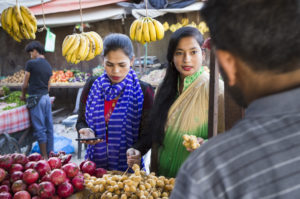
[158,70,224,177]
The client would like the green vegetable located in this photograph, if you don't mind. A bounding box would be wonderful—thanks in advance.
[2,86,10,96]
[3,91,26,109]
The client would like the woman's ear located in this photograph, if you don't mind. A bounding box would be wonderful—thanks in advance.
[216,50,237,86]
[130,56,135,67]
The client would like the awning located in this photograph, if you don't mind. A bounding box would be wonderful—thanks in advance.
[0,0,51,13]
[30,0,128,15]
[35,4,126,27]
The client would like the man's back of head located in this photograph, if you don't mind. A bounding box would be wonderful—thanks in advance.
[201,0,300,106]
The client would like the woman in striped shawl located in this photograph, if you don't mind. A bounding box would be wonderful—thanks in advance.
[76,33,154,171]
[127,27,224,177]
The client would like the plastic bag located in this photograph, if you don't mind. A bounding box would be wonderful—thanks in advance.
[45,28,56,52]
[31,133,75,154]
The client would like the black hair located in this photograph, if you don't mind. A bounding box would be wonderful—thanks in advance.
[103,33,134,59]
[25,41,45,55]
[147,27,204,146]
[200,0,300,73]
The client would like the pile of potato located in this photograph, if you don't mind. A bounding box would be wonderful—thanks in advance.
[182,134,200,150]
[0,70,25,84]
[84,164,175,199]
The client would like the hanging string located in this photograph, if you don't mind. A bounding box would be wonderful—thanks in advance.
[144,0,149,71]
[38,0,47,32]
[16,0,18,6]
[79,0,84,32]
[145,0,148,17]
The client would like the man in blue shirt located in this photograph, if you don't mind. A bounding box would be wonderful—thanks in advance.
[21,41,53,159]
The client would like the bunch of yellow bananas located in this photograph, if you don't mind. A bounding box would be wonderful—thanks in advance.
[198,21,209,34]
[129,17,164,45]
[163,21,169,31]
[181,18,189,26]
[1,6,37,42]
[62,31,103,64]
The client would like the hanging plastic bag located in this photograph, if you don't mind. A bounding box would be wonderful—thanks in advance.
[45,28,56,52]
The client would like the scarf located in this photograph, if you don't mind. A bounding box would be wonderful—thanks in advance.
[85,68,144,171]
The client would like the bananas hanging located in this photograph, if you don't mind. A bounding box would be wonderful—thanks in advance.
[130,17,165,45]
[0,5,37,42]
[62,31,103,64]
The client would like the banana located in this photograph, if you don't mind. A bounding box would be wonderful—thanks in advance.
[163,21,169,31]
[14,5,24,26]
[129,19,139,40]
[20,25,30,39]
[20,6,37,32]
[88,31,103,55]
[62,34,76,56]
[181,18,189,26]
[83,33,96,61]
[21,12,35,39]
[13,5,30,39]
[67,34,81,56]
[170,24,176,32]
[152,19,164,40]
[81,34,90,61]
[11,10,23,40]
[1,9,8,32]
[10,32,22,42]
[65,53,72,63]
[142,18,150,43]
[5,7,13,32]
[74,60,80,64]
[76,34,88,61]
[135,18,143,42]
[140,32,146,45]
[148,18,157,42]
[70,47,79,64]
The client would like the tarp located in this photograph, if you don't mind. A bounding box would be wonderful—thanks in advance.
[132,2,204,18]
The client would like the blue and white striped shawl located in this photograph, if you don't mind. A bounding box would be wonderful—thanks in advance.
[85,69,144,171]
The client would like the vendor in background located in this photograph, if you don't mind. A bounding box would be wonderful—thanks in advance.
[127,27,224,177]
[21,41,54,159]
[75,33,154,171]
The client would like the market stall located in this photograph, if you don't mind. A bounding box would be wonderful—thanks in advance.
[0,152,174,199]
[0,96,55,155]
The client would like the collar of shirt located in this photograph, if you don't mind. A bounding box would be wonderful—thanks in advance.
[177,66,204,95]
[245,86,300,118]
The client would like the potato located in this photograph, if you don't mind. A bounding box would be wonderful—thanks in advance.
[162,192,169,197]
[124,185,130,192]
[129,185,137,192]
[120,194,127,199]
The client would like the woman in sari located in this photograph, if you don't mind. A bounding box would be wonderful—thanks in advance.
[76,33,154,171]
[127,27,224,177]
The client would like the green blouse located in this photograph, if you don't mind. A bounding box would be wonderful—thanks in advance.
[177,67,204,95]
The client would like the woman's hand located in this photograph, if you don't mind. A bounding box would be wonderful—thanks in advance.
[186,137,204,152]
[126,148,141,168]
[78,128,104,145]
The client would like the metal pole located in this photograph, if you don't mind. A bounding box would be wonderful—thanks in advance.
[207,49,219,138]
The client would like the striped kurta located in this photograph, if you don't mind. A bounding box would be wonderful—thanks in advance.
[171,87,300,199]
[85,69,144,171]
